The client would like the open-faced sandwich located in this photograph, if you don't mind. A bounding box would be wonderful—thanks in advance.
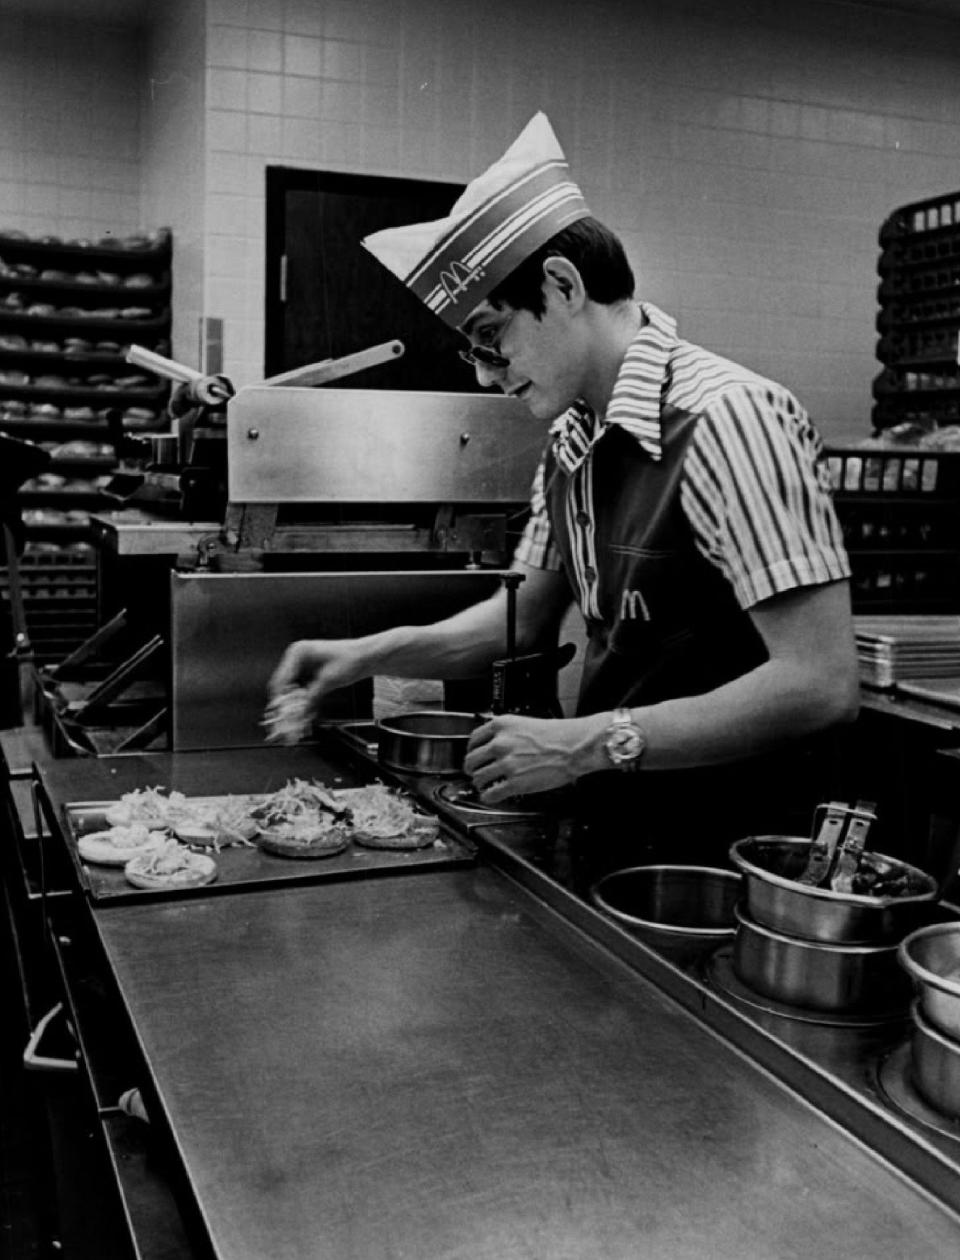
[336,783,441,850]
[124,840,218,891]
[171,795,260,850]
[105,785,192,830]
[251,778,351,858]
[77,822,168,867]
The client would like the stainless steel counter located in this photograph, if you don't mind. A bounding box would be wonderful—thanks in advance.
[26,737,960,1256]
[91,868,960,1260]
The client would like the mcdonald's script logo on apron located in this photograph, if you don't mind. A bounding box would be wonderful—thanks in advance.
[620,588,651,622]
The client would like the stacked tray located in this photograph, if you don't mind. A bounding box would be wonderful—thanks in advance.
[855,615,960,688]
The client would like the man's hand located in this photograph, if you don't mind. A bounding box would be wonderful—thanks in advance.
[463,712,607,802]
[263,639,368,744]
[268,638,366,702]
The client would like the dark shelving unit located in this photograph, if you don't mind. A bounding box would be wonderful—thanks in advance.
[0,227,173,666]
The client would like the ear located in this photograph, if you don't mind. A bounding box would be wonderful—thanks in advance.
[541,256,586,311]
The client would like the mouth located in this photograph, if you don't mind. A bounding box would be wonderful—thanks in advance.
[508,383,532,400]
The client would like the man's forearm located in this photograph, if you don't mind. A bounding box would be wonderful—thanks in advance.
[348,590,522,680]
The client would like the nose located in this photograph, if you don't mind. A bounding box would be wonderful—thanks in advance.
[475,361,507,388]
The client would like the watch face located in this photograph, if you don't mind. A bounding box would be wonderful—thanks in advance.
[606,726,643,763]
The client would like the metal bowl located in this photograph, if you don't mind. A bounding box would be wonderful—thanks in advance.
[898,922,960,1042]
[590,866,741,939]
[376,711,481,777]
[911,1000,960,1119]
[732,905,912,1014]
[729,836,938,945]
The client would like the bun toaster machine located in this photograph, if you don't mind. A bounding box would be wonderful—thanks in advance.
[34,340,559,754]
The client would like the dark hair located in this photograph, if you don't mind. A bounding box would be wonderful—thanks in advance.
[487,215,635,316]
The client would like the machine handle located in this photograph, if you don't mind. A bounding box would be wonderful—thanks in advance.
[125,344,234,405]
[259,339,404,388]
[23,1002,79,1074]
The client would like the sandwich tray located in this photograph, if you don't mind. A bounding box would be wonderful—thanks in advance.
[60,795,476,904]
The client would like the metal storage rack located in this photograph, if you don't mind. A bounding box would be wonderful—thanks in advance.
[0,227,172,665]
[824,191,960,617]
[874,190,960,432]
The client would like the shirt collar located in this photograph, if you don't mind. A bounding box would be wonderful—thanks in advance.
[550,301,677,473]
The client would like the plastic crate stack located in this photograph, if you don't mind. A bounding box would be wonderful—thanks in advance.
[826,446,960,614]
[875,189,960,433]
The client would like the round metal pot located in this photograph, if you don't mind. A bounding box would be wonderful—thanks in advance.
[732,906,911,1014]
[729,836,938,945]
[590,866,741,939]
[376,711,481,777]
[911,1000,960,1119]
[898,922,960,1042]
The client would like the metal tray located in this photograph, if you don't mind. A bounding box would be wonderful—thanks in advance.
[61,796,476,905]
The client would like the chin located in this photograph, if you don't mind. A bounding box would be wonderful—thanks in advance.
[521,391,561,421]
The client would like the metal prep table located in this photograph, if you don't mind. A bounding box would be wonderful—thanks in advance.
[23,741,960,1258]
[86,870,960,1260]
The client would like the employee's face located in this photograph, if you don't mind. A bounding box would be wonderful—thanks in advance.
[460,290,584,421]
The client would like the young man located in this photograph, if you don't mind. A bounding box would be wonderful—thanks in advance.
[266,113,859,853]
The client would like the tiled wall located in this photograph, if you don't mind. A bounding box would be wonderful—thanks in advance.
[2,0,960,443]
[0,11,143,243]
[140,0,206,368]
[196,0,960,439]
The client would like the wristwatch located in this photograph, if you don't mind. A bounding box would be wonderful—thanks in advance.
[603,707,646,771]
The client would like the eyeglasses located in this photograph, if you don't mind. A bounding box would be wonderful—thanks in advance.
[458,312,516,370]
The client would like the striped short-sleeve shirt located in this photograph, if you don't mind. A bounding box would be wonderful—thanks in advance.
[513,303,850,619]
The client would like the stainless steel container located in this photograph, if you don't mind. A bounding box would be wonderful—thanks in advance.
[729,836,937,945]
[376,711,481,777]
[732,906,912,1014]
[590,866,741,939]
[911,1000,960,1119]
[131,432,179,465]
[899,922,960,1041]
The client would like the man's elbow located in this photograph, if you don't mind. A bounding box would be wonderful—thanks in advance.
[817,660,861,729]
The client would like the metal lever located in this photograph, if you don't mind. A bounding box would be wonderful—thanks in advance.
[830,799,877,893]
[45,609,128,677]
[259,339,404,387]
[125,344,235,405]
[63,634,164,722]
[2,522,31,661]
[797,801,849,887]
[23,1003,78,1074]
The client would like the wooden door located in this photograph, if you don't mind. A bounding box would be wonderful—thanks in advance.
[264,167,483,392]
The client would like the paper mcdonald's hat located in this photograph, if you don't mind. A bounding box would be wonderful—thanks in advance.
[362,113,591,328]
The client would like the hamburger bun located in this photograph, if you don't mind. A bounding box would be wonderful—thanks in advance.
[337,784,441,849]
[78,824,167,866]
[255,818,350,859]
[124,842,217,890]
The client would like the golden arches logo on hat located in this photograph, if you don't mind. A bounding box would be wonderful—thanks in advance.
[439,260,486,305]
[361,113,591,328]
[411,168,590,325]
